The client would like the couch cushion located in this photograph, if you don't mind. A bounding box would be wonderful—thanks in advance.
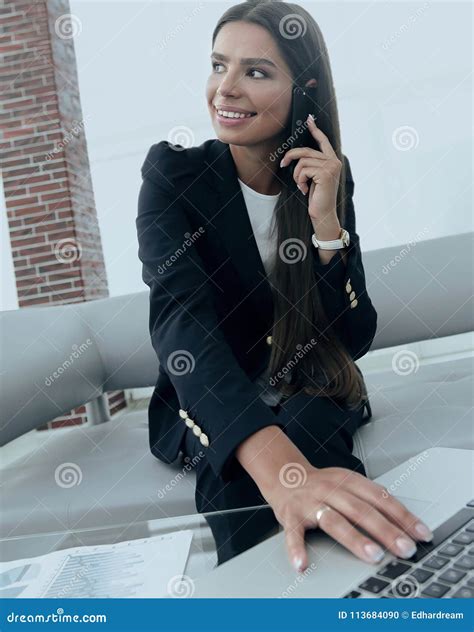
[0,411,196,538]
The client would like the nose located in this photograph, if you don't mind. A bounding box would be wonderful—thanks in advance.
[216,71,241,97]
[217,83,238,98]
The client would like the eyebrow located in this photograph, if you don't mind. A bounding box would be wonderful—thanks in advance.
[210,52,277,69]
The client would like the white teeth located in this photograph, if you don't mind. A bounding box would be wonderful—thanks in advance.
[216,109,254,119]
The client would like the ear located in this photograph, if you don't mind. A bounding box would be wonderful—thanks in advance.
[305,78,317,88]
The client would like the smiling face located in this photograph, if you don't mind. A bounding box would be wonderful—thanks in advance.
[206,21,294,147]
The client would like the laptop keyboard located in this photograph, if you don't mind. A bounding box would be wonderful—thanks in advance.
[343,499,474,599]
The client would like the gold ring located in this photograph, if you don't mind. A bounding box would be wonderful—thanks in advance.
[315,503,332,523]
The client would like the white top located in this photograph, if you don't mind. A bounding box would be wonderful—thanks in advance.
[238,177,280,276]
[238,178,288,406]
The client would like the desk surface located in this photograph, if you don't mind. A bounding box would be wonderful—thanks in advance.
[0,505,278,597]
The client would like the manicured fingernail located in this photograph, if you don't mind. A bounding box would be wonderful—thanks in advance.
[395,536,417,558]
[296,184,306,195]
[307,113,314,123]
[293,555,304,571]
[363,543,385,563]
[280,159,286,168]
[414,522,433,541]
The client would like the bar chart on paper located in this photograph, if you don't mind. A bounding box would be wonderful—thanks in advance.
[0,531,193,598]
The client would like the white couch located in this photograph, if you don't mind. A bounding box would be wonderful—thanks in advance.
[1,233,472,538]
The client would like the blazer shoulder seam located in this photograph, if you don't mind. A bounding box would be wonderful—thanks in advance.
[141,140,208,189]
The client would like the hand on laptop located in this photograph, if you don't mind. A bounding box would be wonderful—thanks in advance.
[263,465,434,573]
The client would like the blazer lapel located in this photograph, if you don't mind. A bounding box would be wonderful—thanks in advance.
[203,139,274,330]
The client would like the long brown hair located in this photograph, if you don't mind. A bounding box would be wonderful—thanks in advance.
[212,0,368,410]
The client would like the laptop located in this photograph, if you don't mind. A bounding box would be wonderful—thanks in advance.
[192,448,474,598]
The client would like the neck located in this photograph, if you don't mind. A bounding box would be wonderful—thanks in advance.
[229,141,283,196]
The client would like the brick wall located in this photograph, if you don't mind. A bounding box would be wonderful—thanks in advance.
[1,0,127,427]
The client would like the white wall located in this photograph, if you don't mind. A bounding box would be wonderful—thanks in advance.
[2,1,472,365]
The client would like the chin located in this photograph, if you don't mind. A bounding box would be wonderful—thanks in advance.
[214,131,252,146]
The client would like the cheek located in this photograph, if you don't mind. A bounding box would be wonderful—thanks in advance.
[261,102,291,127]
[258,88,291,121]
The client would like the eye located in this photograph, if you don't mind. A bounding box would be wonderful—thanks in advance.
[211,61,268,79]
[248,68,268,79]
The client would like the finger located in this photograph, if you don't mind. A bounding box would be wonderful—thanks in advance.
[313,503,387,565]
[295,166,339,194]
[294,166,313,195]
[284,517,308,573]
[328,490,419,560]
[293,160,314,194]
[307,115,337,158]
[292,157,324,186]
[345,476,434,543]
[280,147,324,167]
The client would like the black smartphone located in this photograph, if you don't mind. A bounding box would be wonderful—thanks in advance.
[287,85,320,179]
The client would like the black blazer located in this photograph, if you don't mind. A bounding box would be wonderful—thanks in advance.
[136,139,377,482]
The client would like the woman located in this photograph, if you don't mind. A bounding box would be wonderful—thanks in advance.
[136,0,433,573]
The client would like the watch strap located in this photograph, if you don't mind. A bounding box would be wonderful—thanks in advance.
[311,228,350,250]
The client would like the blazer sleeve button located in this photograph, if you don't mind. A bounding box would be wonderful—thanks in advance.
[350,299,358,309]
[199,433,209,447]
[185,417,195,428]
[192,425,202,437]
[266,335,272,345]
[349,291,356,301]
[179,409,188,419]
[345,282,352,294]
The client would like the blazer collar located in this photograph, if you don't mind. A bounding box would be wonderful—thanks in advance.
[203,139,274,329]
